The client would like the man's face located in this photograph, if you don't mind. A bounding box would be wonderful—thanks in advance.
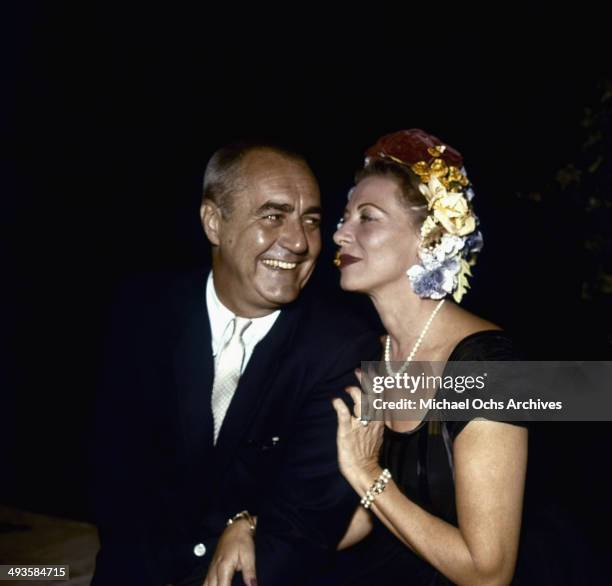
[202,149,322,317]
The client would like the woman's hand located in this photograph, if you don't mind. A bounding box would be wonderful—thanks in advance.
[203,519,257,586]
[332,374,384,486]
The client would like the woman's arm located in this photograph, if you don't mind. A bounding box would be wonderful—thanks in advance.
[333,390,527,586]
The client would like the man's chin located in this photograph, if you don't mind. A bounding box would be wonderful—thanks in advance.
[260,289,300,308]
[255,267,313,303]
[255,281,304,309]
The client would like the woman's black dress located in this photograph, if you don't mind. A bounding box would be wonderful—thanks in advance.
[317,331,539,586]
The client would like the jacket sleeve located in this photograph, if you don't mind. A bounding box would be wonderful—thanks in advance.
[90,282,165,586]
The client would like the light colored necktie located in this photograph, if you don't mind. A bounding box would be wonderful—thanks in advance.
[211,316,252,444]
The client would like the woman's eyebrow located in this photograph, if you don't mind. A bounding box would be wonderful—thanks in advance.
[357,203,388,214]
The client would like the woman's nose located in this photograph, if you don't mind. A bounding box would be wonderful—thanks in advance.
[333,222,352,246]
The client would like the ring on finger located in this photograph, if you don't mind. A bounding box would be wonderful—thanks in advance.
[355,416,369,427]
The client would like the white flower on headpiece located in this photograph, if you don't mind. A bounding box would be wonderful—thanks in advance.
[419,176,476,236]
[418,175,447,203]
[434,234,465,262]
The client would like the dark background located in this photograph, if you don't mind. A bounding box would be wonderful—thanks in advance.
[2,1,611,576]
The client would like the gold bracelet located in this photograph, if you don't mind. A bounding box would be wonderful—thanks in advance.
[227,510,256,533]
[360,468,392,510]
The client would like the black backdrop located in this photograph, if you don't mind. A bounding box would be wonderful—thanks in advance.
[2,2,611,577]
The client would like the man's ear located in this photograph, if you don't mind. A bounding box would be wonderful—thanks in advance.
[200,199,222,246]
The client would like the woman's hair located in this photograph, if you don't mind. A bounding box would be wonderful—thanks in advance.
[355,158,430,231]
[356,129,481,301]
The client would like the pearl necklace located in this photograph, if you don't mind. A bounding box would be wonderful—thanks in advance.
[384,299,446,376]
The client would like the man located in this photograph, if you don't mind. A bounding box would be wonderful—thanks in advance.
[91,142,379,585]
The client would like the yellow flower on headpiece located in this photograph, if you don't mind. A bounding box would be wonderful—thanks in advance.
[429,158,448,179]
[419,176,476,236]
[411,161,431,183]
[446,166,470,189]
[411,156,469,191]
[427,145,446,158]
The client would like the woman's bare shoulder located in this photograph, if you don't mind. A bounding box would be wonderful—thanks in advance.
[446,303,501,339]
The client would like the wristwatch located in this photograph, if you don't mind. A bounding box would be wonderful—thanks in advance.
[226,510,256,533]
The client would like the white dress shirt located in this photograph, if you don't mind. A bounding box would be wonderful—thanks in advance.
[206,271,280,373]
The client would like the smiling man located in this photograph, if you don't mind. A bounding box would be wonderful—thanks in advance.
[92,142,380,586]
[201,147,322,317]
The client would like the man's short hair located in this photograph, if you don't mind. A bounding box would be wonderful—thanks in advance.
[202,140,309,218]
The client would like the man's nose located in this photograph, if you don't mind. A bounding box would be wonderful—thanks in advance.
[279,218,309,254]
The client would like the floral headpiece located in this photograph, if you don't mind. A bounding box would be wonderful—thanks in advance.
[365,129,483,302]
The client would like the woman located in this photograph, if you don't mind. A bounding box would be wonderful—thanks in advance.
[204,129,528,586]
[325,128,528,585]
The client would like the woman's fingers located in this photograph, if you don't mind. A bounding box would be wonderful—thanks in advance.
[332,398,351,431]
[354,368,362,385]
[345,385,363,421]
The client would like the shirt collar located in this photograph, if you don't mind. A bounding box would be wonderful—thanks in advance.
[205,271,280,356]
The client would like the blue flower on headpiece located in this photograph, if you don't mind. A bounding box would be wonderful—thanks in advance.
[407,257,461,299]
[464,231,484,255]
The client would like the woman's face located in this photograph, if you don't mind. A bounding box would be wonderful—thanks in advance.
[333,175,419,294]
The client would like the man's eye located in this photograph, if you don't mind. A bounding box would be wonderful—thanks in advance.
[360,214,375,223]
[263,214,282,222]
[304,216,321,227]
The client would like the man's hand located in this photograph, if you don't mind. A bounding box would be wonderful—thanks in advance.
[203,519,257,586]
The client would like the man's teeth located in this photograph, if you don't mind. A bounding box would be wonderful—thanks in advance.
[261,259,298,270]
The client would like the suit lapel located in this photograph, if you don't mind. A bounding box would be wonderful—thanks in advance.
[173,283,215,466]
[172,275,302,468]
[214,301,300,461]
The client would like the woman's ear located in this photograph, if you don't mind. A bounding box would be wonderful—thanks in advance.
[200,199,221,246]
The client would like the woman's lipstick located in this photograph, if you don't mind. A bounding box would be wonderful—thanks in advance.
[338,254,362,268]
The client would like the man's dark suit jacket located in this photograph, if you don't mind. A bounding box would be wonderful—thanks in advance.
[91,269,380,586]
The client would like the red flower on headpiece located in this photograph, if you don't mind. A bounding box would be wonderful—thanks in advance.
[365,129,464,168]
